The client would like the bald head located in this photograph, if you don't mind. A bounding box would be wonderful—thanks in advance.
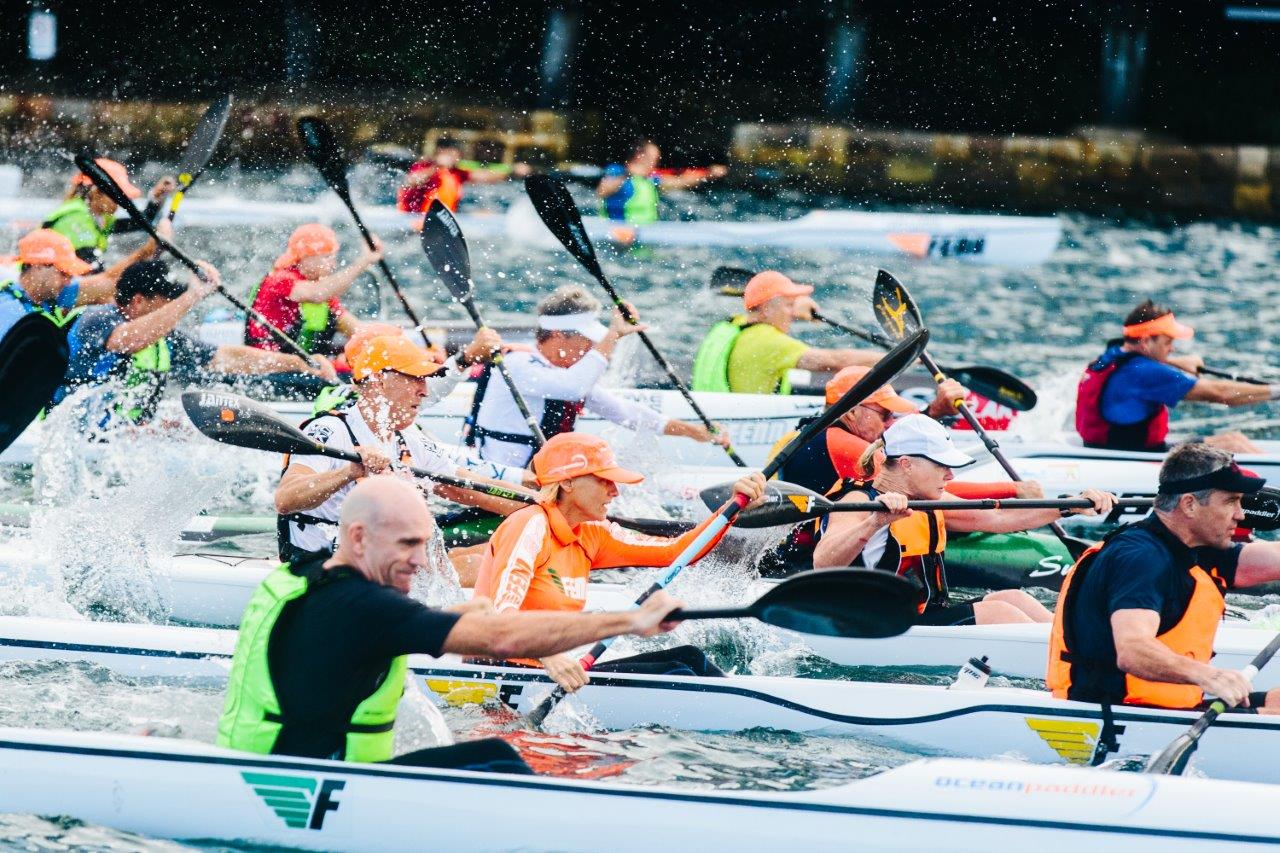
[332,476,436,594]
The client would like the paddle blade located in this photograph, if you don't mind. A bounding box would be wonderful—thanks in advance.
[1145,732,1199,776]
[178,94,232,178]
[871,270,924,342]
[420,200,474,301]
[700,480,831,526]
[752,569,918,639]
[762,329,928,480]
[181,390,329,456]
[0,314,68,454]
[1243,487,1280,532]
[524,174,604,279]
[297,116,351,195]
[710,266,754,296]
[948,365,1039,412]
[74,153,147,222]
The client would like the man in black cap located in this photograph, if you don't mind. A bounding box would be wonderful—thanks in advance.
[1048,442,1280,713]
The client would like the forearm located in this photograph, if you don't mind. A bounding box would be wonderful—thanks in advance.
[443,609,638,659]
[1187,378,1275,406]
[289,264,366,303]
[812,518,881,568]
[208,345,307,375]
[944,507,1061,534]
[662,419,706,440]
[1117,636,1215,686]
[275,466,357,513]
[796,347,880,372]
[106,291,198,353]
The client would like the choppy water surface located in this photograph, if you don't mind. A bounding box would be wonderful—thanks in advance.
[2,166,1279,847]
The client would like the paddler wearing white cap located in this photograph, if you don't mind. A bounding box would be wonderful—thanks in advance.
[468,285,730,468]
[813,415,1117,626]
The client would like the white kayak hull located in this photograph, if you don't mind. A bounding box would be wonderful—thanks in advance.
[0,727,1268,852]
[0,195,1060,265]
[4,616,1280,783]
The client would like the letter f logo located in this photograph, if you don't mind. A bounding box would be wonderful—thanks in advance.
[309,779,345,830]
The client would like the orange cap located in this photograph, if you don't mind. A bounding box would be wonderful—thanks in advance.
[7,229,92,276]
[743,271,813,310]
[72,158,142,199]
[273,223,340,270]
[825,365,918,411]
[1123,313,1194,341]
[347,334,445,381]
[531,432,645,486]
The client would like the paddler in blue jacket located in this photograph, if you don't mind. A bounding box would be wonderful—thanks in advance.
[596,138,726,225]
[218,475,688,771]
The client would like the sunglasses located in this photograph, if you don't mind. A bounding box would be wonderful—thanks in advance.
[856,404,894,423]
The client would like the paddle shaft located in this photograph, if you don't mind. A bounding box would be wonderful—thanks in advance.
[1146,632,1280,775]
[455,295,545,447]
[826,497,1151,514]
[812,311,893,348]
[1199,366,1269,386]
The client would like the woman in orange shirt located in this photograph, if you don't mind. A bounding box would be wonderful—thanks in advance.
[473,432,765,692]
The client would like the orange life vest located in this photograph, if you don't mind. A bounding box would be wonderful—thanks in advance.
[1046,519,1226,709]
[846,484,948,613]
[432,167,463,212]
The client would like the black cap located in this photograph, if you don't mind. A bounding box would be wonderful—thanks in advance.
[1157,461,1266,496]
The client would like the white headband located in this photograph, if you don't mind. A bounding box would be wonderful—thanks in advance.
[538,312,608,343]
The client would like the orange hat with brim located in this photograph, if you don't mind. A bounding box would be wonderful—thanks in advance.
[742,271,813,310]
[1123,313,1194,340]
[347,334,446,381]
[825,365,918,411]
[5,228,93,276]
[73,158,142,199]
[274,223,340,270]
[532,432,645,486]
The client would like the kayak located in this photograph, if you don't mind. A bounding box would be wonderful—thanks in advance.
[0,195,1062,266]
[2,384,824,469]
[0,728,1269,853]
[955,438,1280,518]
[3,616,1280,783]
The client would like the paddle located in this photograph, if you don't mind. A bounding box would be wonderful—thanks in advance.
[419,200,545,447]
[73,154,321,367]
[1198,366,1269,386]
[666,568,919,639]
[709,266,1037,412]
[524,329,930,728]
[1145,632,1280,776]
[167,94,232,223]
[0,313,69,454]
[179,390,686,538]
[524,174,748,467]
[871,270,1090,559]
[296,116,430,348]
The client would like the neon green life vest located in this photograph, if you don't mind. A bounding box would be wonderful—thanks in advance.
[217,562,407,763]
[117,339,171,423]
[0,282,82,329]
[601,175,660,224]
[311,383,356,416]
[245,272,333,354]
[692,316,765,392]
[43,197,113,259]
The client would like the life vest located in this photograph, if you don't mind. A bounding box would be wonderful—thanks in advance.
[848,483,949,613]
[397,165,465,213]
[1076,348,1169,451]
[600,175,660,224]
[691,317,774,393]
[117,339,171,424]
[0,281,82,330]
[1046,518,1226,709]
[216,559,407,762]
[244,266,339,355]
[768,420,869,492]
[468,362,584,465]
[43,197,112,271]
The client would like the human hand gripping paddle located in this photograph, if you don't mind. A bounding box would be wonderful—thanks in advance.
[180,390,688,538]
[167,94,232,223]
[524,174,748,467]
[1145,633,1280,776]
[420,200,545,447]
[871,270,1088,559]
[296,116,430,348]
[74,154,322,368]
[523,330,930,728]
[709,266,1037,413]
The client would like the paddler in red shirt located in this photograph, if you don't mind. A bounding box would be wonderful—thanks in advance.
[397,138,530,213]
[245,223,382,356]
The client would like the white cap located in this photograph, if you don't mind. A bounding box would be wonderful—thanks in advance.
[882,415,975,468]
[537,311,608,343]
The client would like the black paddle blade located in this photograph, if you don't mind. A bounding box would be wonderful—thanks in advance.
[752,569,918,638]
[1243,487,1280,532]
[524,174,604,279]
[710,266,754,296]
[181,390,323,456]
[762,329,929,481]
[947,365,1039,412]
[871,270,924,342]
[420,200,474,300]
[700,479,830,523]
[179,94,232,179]
[74,153,147,221]
[0,314,68,454]
[296,116,351,196]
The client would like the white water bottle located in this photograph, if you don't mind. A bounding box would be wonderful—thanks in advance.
[950,655,991,690]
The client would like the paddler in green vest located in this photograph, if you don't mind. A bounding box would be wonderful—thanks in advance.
[0,229,100,344]
[596,138,727,226]
[43,157,175,273]
[57,260,337,426]
[692,271,879,395]
[218,475,689,769]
